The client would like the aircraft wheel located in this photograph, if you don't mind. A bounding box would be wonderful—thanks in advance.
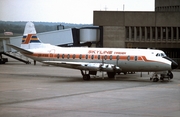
[153,78,159,82]
[83,74,90,81]
[160,75,164,81]
[124,72,127,75]
[107,72,115,78]
[167,71,173,79]
[160,77,164,81]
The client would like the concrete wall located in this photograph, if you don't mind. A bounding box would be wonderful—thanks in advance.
[155,0,180,7]
[93,11,180,48]
[103,26,125,48]
[156,12,180,26]
[93,11,125,26]
[94,11,180,27]
[125,12,155,26]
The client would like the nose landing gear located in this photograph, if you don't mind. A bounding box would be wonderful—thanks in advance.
[150,71,173,82]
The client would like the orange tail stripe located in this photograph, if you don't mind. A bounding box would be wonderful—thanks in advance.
[23,34,33,44]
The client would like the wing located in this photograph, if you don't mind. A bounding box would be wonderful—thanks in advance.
[43,61,121,72]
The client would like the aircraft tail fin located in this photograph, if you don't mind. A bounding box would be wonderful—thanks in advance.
[21,22,42,50]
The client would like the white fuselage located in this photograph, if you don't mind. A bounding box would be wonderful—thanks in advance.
[8,22,178,81]
[24,43,172,72]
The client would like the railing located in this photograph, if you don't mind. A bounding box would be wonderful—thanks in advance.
[3,52,31,64]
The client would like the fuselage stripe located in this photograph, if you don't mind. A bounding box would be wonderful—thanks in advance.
[30,53,156,62]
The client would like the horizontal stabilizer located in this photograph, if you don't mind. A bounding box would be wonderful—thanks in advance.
[6,44,33,54]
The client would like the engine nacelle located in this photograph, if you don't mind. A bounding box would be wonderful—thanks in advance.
[100,64,121,72]
[81,63,121,72]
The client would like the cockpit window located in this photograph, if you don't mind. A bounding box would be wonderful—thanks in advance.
[156,53,166,57]
[156,53,160,57]
[161,53,165,57]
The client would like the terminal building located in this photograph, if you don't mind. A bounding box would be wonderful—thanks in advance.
[93,0,180,66]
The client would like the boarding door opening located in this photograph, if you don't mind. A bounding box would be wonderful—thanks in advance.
[49,49,55,61]
[116,55,119,67]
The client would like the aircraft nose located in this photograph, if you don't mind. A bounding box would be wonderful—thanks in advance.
[163,56,178,69]
[171,61,178,69]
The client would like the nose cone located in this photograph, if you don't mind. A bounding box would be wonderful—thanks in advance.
[163,56,178,69]
[171,61,178,69]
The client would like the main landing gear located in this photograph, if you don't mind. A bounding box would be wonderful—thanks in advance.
[81,70,116,81]
[107,72,116,78]
[81,70,91,81]
[150,71,173,82]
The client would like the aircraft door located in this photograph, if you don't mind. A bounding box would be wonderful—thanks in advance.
[49,49,55,61]
[116,55,119,66]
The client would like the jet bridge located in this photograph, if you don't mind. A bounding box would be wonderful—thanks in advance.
[0,27,75,64]
[0,23,102,64]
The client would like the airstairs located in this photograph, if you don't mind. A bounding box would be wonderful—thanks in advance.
[0,52,31,64]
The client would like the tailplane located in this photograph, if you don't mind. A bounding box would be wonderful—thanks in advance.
[21,22,42,50]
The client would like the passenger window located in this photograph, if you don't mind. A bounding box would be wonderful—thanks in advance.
[135,56,138,61]
[73,54,75,59]
[104,55,107,60]
[57,54,60,58]
[110,55,112,60]
[91,55,94,59]
[79,54,82,59]
[116,55,119,60]
[62,54,64,59]
[127,55,130,61]
[67,54,70,59]
[86,55,88,59]
[98,55,100,60]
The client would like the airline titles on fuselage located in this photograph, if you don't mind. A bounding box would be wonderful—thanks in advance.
[88,50,126,55]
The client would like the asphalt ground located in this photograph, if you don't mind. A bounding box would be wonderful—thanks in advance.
[0,58,180,117]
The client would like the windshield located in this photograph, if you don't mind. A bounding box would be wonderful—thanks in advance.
[156,53,166,57]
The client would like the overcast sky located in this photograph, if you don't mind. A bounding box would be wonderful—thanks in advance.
[0,0,154,24]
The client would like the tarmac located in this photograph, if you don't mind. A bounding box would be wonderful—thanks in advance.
[0,58,180,117]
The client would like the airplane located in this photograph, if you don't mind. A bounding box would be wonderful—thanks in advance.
[7,22,178,82]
